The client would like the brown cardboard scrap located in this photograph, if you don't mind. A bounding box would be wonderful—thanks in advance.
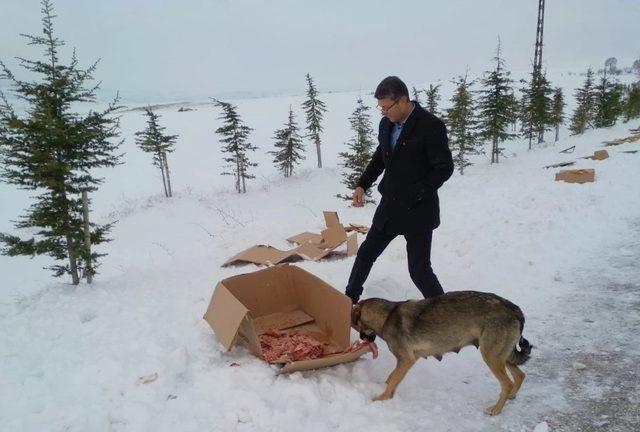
[223,245,304,267]
[555,168,595,184]
[584,150,609,160]
[603,134,640,146]
[345,223,369,234]
[286,232,323,245]
[323,211,341,227]
[225,211,365,267]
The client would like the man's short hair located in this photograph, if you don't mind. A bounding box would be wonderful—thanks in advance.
[374,76,409,101]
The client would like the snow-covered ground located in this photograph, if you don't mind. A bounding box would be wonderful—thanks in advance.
[1,72,639,431]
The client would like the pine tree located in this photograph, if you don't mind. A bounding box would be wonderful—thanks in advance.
[270,106,305,178]
[0,0,123,284]
[445,74,480,175]
[212,99,257,193]
[569,68,596,135]
[593,71,624,128]
[632,59,640,78]
[519,69,554,148]
[425,84,441,116]
[337,97,376,203]
[301,73,326,168]
[412,86,422,104]
[623,81,640,122]
[476,40,518,164]
[135,107,177,197]
[550,87,566,142]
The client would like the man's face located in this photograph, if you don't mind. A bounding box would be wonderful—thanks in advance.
[377,96,408,122]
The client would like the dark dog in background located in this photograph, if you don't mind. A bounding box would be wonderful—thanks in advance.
[351,291,532,415]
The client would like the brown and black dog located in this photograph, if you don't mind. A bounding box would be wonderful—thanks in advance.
[351,291,532,415]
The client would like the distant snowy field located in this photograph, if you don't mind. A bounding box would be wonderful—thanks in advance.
[1,69,639,431]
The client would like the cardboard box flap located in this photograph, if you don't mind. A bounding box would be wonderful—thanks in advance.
[279,345,372,374]
[237,315,261,356]
[253,310,315,335]
[291,266,351,349]
[286,232,323,245]
[221,265,298,317]
[323,211,341,228]
[203,283,250,350]
[223,245,300,267]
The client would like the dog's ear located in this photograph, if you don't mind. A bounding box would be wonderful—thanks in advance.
[351,304,361,326]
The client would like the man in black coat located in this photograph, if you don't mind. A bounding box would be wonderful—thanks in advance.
[345,76,454,303]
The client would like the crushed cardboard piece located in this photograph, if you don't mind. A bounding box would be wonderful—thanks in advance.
[138,373,158,385]
[544,161,575,169]
[603,134,640,146]
[223,245,305,267]
[203,265,371,373]
[225,211,366,267]
[345,223,369,234]
[583,150,609,160]
[555,168,595,184]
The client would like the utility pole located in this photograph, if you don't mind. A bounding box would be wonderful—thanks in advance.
[533,0,546,76]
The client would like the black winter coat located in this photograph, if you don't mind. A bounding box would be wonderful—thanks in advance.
[357,102,454,234]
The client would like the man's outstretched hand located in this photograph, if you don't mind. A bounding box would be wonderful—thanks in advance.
[352,186,365,207]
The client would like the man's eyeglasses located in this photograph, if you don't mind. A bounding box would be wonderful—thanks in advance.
[377,100,398,114]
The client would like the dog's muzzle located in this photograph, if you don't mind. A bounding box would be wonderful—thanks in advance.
[360,331,377,343]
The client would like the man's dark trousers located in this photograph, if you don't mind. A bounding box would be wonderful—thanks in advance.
[344,225,444,303]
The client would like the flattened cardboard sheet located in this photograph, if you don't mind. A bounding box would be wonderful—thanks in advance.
[295,242,332,260]
[223,245,301,267]
[555,168,595,184]
[584,150,609,160]
[286,232,323,245]
[224,211,363,266]
[323,211,341,227]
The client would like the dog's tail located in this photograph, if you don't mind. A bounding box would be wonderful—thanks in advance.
[508,336,532,365]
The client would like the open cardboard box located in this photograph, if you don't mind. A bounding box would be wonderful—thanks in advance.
[223,211,363,267]
[203,264,371,373]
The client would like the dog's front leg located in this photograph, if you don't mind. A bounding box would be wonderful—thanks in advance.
[373,357,417,401]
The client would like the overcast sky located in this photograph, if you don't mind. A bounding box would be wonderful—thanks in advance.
[1,0,639,102]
